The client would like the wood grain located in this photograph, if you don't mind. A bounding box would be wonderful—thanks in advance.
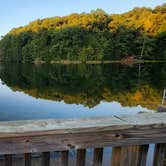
[61,151,69,166]
[5,154,12,166]
[153,144,166,166]
[137,145,149,166]
[111,147,121,166]
[25,153,31,166]
[42,152,50,166]
[0,113,166,155]
[120,145,140,166]
[93,148,103,166]
[76,149,86,166]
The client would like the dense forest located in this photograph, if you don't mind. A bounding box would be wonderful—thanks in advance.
[0,63,165,110]
[0,4,166,63]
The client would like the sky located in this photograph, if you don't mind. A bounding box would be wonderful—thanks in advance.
[0,0,165,37]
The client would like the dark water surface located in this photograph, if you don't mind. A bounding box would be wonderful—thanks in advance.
[0,62,165,121]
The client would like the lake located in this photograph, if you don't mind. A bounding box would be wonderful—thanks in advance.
[0,62,165,121]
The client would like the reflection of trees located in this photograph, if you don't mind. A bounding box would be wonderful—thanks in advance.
[0,63,165,109]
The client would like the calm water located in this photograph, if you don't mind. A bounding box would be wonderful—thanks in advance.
[0,62,165,121]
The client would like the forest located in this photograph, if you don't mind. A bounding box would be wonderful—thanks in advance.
[0,4,166,63]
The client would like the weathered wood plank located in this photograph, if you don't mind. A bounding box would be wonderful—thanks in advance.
[114,113,166,125]
[0,113,166,135]
[120,145,140,166]
[76,149,86,166]
[0,116,123,135]
[60,151,69,166]
[42,152,50,166]
[5,154,12,166]
[0,113,166,155]
[153,144,166,166]
[0,123,166,155]
[137,145,149,166]
[0,113,166,136]
[93,148,103,166]
[25,153,31,166]
[111,147,121,166]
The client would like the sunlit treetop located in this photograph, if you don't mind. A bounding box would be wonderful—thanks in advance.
[9,4,166,35]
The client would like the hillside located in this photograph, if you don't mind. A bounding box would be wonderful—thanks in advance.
[0,4,166,63]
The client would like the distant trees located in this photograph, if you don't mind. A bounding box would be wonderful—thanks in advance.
[109,4,166,34]
[0,4,166,63]
[154,3,166,13]
[153,31,166,60]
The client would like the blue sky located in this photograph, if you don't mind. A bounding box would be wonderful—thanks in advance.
[0,0,165,36]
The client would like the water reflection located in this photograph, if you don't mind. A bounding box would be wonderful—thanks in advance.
[0,62,165,121]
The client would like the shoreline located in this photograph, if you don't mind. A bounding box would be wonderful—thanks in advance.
[49,60,164,65]
[0,60,165,65]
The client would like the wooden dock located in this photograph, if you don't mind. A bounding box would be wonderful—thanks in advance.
[1,112,166,165]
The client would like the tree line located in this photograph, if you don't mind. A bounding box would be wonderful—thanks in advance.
[0,4,166,63]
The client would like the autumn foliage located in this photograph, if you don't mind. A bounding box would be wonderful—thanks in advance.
[0,4,166,62]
